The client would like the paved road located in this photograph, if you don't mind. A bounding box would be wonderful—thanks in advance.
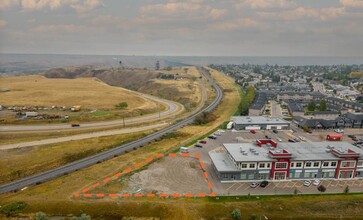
[0,94,183,131]
[0,66,223,194]
[270,100,283,118]
[0,123,168,150]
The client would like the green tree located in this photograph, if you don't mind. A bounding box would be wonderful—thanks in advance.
[231,208,241,220]
[0,201,27,217]
[307,101,316,111]
[320,99,327,111]
[115,102,128,109]
[36,212,47,220]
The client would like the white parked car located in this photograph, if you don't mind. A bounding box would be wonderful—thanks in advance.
[334,129,344,134]
[304,180,312,187]
[299,136,306,141]
[277,137,282,142]
[313,179,320,186]
[250,182,259,188]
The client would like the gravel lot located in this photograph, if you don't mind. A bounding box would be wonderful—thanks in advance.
[126,156,210,195]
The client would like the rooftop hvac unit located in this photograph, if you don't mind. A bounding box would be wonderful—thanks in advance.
[275,150,281,153]
[325,149,331,153]
[338,148,345,153]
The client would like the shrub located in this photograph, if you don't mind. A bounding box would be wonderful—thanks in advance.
[231,208,241,220]
[318,185,326,192]
[36,212,47,220]
[115,102,128,109]
[0,201,27,217]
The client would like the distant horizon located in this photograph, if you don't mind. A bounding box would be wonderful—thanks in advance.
[2,53,363,58]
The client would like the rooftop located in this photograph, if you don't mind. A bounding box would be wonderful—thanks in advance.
[224,143,274,162]
[209,152,240,172]
[231,116,290,125]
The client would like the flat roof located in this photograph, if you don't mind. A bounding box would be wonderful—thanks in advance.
[278,142,363,161]
[209,152,240,172]
[231,116,290,125]
[224,143,274,162]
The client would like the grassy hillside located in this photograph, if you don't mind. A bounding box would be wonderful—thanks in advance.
[0,75,158,110]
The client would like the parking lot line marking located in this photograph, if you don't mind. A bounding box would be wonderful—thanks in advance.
[226,183,237,191]
[273,182,281,189]
[244,184,250,190]
[235,183,244,191]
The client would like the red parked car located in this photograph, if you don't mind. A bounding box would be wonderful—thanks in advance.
[199,140,207,144]
[250,130,256,134]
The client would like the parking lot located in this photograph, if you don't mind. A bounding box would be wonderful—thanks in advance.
[187,127,363,196]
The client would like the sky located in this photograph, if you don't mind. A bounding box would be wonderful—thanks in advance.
[0,0,363,56]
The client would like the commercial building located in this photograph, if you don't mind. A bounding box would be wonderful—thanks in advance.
[209,140,363,182]
[231,116,290,130]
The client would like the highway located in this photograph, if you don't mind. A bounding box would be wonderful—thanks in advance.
[0,93,183,131]
[0,67,223,194]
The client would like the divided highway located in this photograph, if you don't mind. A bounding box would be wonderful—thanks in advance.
[0,67,223,194]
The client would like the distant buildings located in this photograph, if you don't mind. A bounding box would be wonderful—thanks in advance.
[231,116,290,130]
[294,112,363,129]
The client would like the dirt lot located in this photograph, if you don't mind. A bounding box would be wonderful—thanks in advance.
[126,156,210,195]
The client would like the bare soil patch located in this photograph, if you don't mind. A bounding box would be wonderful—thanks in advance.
[126,156,210,195]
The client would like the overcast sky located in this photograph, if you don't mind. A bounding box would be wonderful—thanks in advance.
[0,0,363,56]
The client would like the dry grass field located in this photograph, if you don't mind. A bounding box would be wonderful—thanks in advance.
[0,75,159,110]
[0,67,243,219]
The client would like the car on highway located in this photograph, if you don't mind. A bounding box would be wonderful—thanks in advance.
[71,124,80,127]
[304,180,312,187]
[199,140,207,144]
[250,182,259,188]
[208,135,217,139]
[313,179,320,186]
[277,137,282,142]
[260,180,269,188]
[194,144,203,148]
[250,130,256,134]
[288,138,296,143]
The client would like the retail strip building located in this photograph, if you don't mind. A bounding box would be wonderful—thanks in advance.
[209,140,363,181]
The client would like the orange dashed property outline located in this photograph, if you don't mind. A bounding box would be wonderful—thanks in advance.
[74,152,216,199]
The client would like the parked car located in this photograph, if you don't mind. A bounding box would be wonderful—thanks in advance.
[250,182,259,188]
[298,136,306,141]
[293,138,301,142]
[334,129,344,134]
[277,137,282,142]
[208,135,217,139]
[304,180,312,187]
[359,138,363,141]
[260,180,269,188]
[306,129,313,133]
[250,130,256,134]
[352,137,358,141]
[313,179,320,186]
[288,139,296,143]
[199,140,207,144]
[214,132,221,136]
[194,144,203,148]
[272,129,278,134]
[348,135,356,138]
[265,135,271,139]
